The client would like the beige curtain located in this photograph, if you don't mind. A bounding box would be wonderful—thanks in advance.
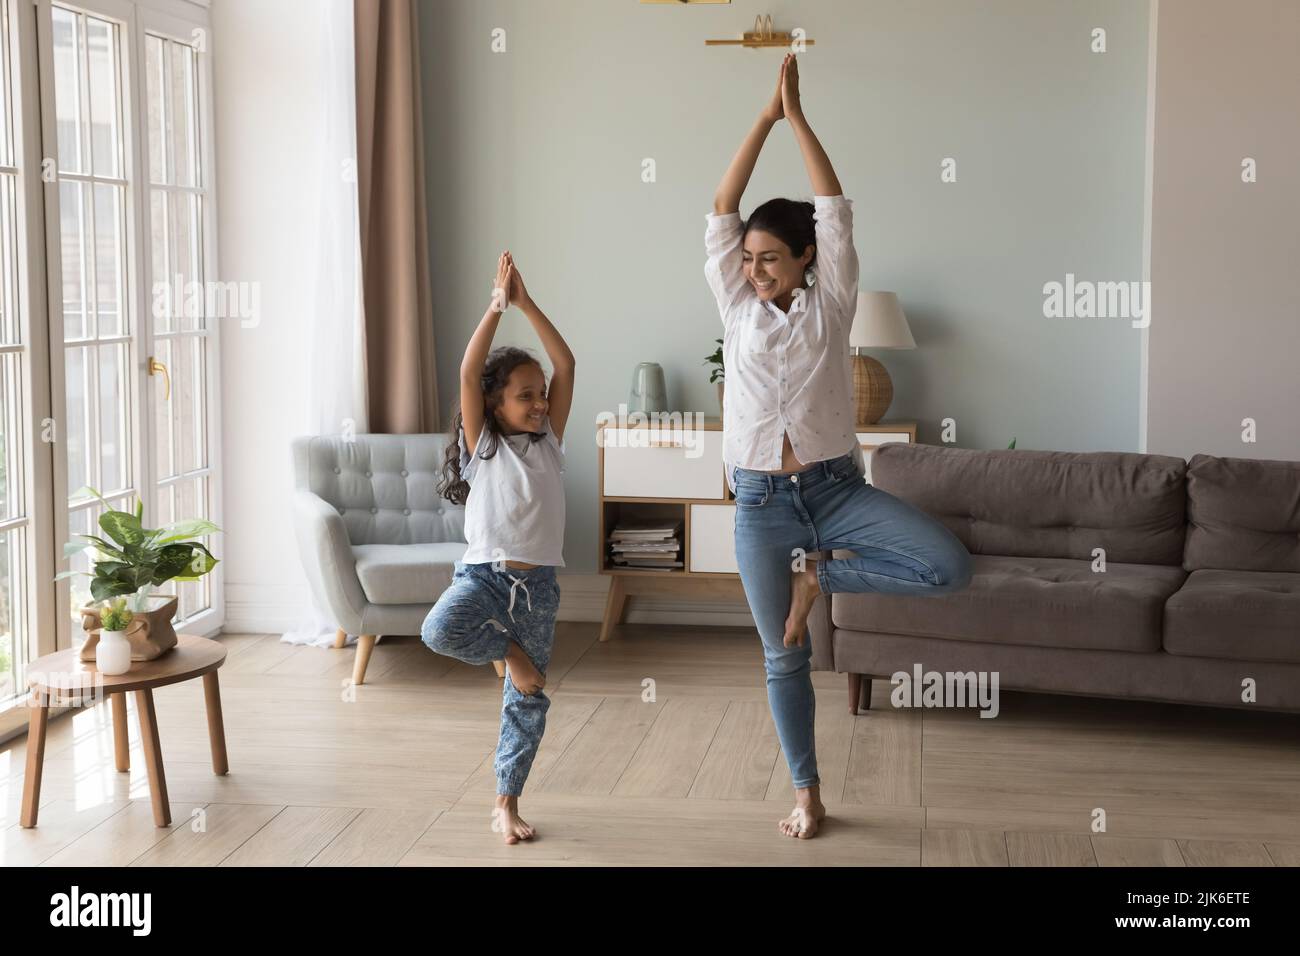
[354,0,439,433]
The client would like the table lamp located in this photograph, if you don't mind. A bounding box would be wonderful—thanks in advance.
[849,291,916,425]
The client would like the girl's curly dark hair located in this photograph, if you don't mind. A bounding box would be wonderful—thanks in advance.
[438,346,545,505]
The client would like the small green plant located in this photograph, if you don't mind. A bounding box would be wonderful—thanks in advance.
[99,597,134,632]
[704,338,724,384]
[1007,438,1017,449]
[56,486,220,606]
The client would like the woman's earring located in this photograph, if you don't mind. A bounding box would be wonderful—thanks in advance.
[804,267,816,287]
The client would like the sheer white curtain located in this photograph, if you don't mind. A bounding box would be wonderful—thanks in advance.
[282,0,369,647]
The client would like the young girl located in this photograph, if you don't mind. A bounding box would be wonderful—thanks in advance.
[421,250,574,845]
[707,55,973,839]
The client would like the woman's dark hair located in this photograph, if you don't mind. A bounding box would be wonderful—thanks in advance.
[438,346,545,505]
[743,198,816,269]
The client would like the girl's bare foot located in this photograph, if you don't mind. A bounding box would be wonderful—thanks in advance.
[503,642,545,695]
[491,795,535,844]
[778,785,827,839]
[783,563,822,647]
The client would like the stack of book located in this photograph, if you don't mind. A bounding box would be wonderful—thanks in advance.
[608,518,683,571]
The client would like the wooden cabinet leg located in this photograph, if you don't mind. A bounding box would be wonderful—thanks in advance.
[353,634,377,685]
[19,690,49,828]
[333,629,347,649]
[599,576,628,643]
[111,691,130,772]
[135,688,171,827]
[203,671,229,776]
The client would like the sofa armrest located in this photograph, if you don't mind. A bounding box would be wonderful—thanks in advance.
[291,490,367,634]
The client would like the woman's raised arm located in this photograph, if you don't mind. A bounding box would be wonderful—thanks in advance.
[781,55,843,198]
[713,55,791,214]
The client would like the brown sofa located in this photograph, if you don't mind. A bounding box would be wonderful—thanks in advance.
[808,444,1300,714]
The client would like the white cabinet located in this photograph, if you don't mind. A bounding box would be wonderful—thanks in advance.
[602,428,725,500]
[856,430,913,485]
[689,504,739,574]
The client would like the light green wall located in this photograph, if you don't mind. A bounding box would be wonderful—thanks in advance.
[419,0,1150,571]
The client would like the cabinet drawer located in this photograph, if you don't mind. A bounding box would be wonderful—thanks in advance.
[689,504,738,573]
[603,428,724,499]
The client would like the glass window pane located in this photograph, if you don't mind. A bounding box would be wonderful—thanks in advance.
[59,179,89,341]
[0,174,17,346]
[51,6,84,174]
[65,344,89,493]
[150,190,171,332]
[152,336,173,476]
[171,191,200,329]
[66,505,96,635]
[0,351,18,519]
[177,334,205,473]
[93,183,125,336]
[98,341,128,494]
[0,528,26,701]
[146,34,165,183]
[169,40,196,187]
[86,16,119,177]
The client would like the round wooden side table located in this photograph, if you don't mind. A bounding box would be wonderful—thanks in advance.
[20,634,229,828]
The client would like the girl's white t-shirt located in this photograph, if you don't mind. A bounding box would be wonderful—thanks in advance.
[458,416,566,567]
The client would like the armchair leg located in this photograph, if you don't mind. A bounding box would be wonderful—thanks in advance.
[353,635,377,685]
[333,629,347,649]
[492,660,506,678]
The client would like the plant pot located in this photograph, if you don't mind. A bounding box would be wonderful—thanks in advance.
[95,630,132,675]
[79,594,179,662]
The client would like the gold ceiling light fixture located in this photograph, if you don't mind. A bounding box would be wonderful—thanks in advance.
[706,14,814,49]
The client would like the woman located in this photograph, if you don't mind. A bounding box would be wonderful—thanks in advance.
[705,54,973,839]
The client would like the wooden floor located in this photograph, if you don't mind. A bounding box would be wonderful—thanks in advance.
[3,623,1298,867]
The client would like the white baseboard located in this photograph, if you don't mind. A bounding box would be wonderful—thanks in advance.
[224,573,756,635]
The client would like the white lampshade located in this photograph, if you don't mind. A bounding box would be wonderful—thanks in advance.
[850,291,916,350]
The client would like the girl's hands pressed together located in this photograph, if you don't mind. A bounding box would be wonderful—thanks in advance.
[491,250,512,312]
[504,251,532,309]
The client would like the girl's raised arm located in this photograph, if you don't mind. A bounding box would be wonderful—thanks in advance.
[459,252,512,452]
[506,252,575,444]
[781,55,843,197]
[713,55,789,214]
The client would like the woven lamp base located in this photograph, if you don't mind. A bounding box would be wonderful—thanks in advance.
[852,354,893,425]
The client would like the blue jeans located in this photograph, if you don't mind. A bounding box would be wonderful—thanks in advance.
[420,561,560,797]
[731,452,973,789]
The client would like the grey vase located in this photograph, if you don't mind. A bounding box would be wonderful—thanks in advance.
[629,362,668,413]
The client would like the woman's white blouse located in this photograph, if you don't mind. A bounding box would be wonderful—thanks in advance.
[704,194,863,490]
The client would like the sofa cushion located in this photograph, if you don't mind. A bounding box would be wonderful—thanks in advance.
[830,554,1187,653]
[353,542,467,604]
[1164,569,1300,663]
[1184,454,1300,572]
[870,444,1187,565]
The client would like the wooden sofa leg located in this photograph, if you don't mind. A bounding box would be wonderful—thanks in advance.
[848,673,873,714]
[353,635,377,685]
[333,629,347,649]
[492,660,506,678]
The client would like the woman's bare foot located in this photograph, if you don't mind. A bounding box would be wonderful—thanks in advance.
[491,795,535,844]
[778,785,827,839]
[783,563,822,647]
[503,642,545,695]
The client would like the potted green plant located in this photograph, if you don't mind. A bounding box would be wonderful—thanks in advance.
[96,598,134,675]
[56,487,220,662]
[704,338,725,418]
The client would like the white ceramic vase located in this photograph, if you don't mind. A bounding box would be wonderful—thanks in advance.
[96,630,132,675]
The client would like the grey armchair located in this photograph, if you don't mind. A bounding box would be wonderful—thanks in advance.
[291,433,468,684]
